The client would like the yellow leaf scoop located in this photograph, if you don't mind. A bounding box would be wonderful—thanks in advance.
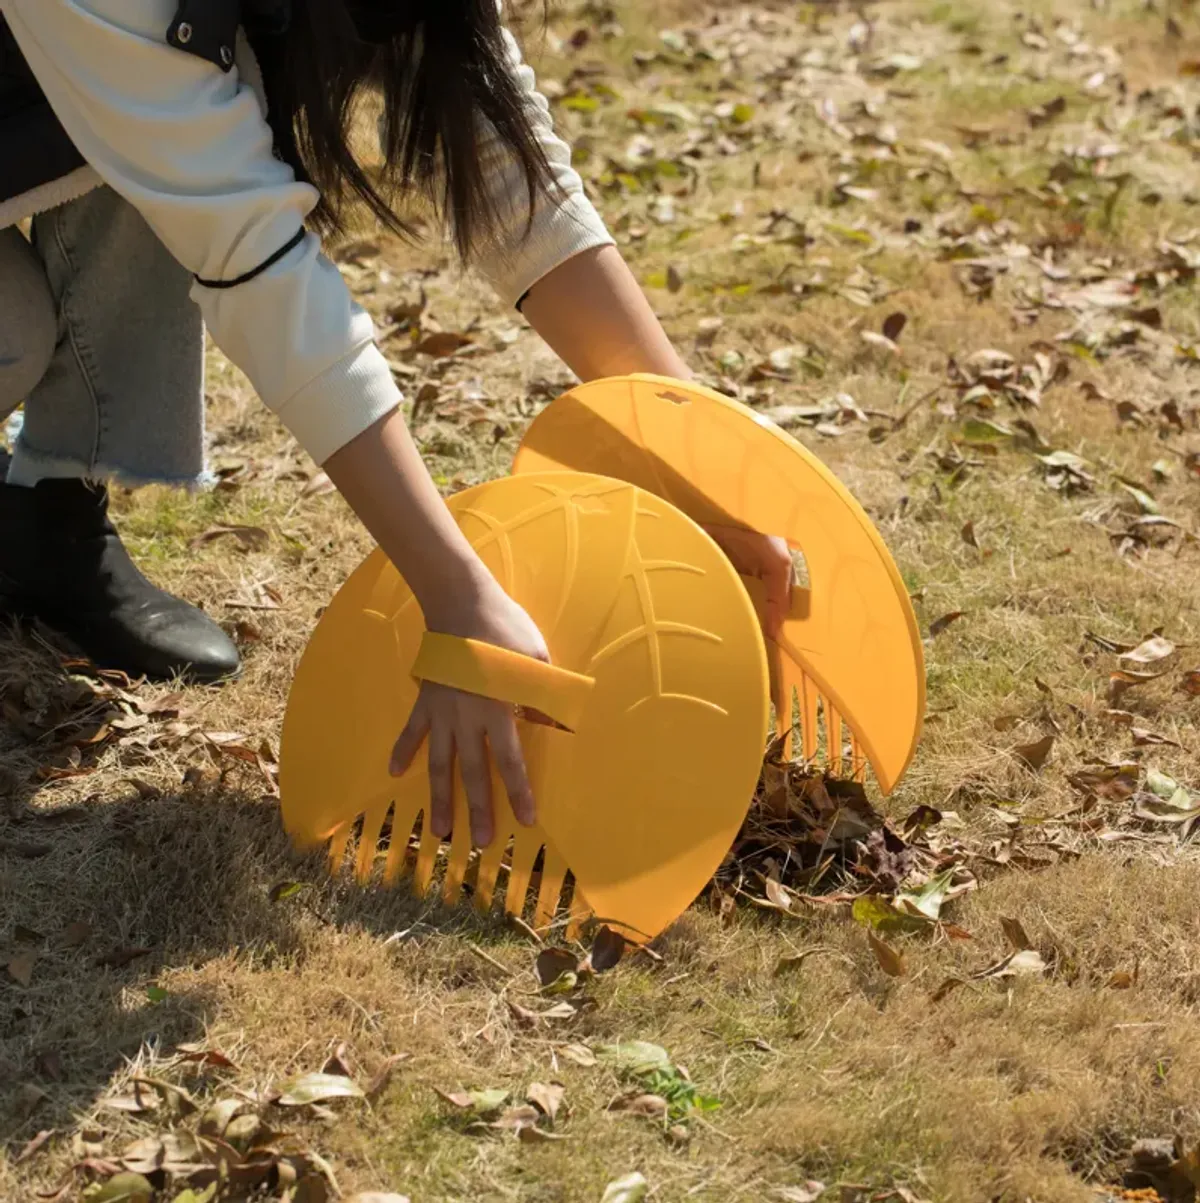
[513,374,925,794]
[279,471,769,942]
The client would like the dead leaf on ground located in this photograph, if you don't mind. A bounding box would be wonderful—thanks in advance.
[929,611,966,638]
[1013,734,1055,771]
[14,1128,55,1164]
[526,1081,565,1122]
[95,946,152,969]
[174,1042,238,1071]
[7,950,36,987]
[775,1186,827,1203]
[882,312,908,342]
[601,1174,648,1203]
[365,1053,411,1101]
[1181,670,1200,697]
[1000,917,1033,951]
[321,1042,354,1079]
[980,947,1048,981]
[301,470,337,498]
[608,1091,669,1120]
[276,1072,365,1107]
[535,946,578,988]
[1110,667,1170,702]
[434,1087,509,1116]
[83,1173,154,1203]
[1069,762,1140,800]
[1132,727,1183,749]
[101,1081,161,1114]
[189,525,269,552]
[590,925,626,972]
[961,520,979,549]
[414,331,473,358]
[867,929,908,977]
[517,1123,569,1143]
[557,1043,597,1067]
[1120,635,1176,667]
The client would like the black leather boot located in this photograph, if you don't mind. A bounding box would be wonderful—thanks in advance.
[0,478,241,683]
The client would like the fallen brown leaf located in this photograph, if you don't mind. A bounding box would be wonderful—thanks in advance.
[526,1081,565,1122]
[174,1043,239,1071]
[414,331,472,357]
[14,1128,55,1164]
[535,946,578,987]
[929,611,966,638]
[557,1043,596,1067]
[1000,917,1033,952]
[1119,635,1176,667]
[7,950,36,987]
[608,1091,669,1120]
[590,925,626,972]
[867,929,908,977]
[366,1053,411,1101]
[95,946,152,969]
[189,524,269,552]
[1013,734,1055,771]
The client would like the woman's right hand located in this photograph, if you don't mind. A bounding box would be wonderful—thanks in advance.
[387,580,549,848]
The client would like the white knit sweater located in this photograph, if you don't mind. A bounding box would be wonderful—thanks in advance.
[0,0,613,464]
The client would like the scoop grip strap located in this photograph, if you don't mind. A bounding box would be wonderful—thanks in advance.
[411,633,594,732]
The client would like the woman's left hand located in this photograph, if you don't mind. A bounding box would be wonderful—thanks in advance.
[701,525,794,640]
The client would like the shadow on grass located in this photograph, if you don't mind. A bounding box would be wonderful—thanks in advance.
[0,629,521,1155]
[0,623,305,1148]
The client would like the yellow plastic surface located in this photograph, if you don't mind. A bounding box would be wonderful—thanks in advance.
[513,374,925,794]
[279,472,769,942]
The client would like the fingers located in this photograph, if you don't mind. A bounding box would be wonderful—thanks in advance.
[457,724,494,847]
[427,714,455,840]
[489,708,536,827]
[761,535,794,639]
[390,696,430,777]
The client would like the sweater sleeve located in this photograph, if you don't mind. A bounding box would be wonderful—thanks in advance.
[0,0,400,466]
[466,12,615,308]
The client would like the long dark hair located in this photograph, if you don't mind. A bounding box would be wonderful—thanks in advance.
[249,0,555,258]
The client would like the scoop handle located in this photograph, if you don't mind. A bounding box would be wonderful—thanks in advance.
[411,633,595,732]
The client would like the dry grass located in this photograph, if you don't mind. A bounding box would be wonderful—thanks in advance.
[4,0,1200,1200]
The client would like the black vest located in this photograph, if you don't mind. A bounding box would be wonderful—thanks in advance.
[0,0,291,210]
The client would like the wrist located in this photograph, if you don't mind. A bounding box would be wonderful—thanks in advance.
[408,551,500,635]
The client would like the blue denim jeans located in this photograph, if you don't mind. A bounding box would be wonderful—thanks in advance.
[0,186,207,487]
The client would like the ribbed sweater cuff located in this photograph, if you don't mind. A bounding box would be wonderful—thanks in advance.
[484,191,616,310]
[275,341,402,465]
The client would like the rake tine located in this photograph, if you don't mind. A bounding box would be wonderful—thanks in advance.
[411,816,441,896]
[849,733,867,782]
[800,672,820,764]
[327,823,353,876]
[442,816,473,904]
[827,705,844,777]
[355,800,390,884]
[565,884,591,942]
[503,828,542,919]
[474,826,511,914]
[533,845,569,931]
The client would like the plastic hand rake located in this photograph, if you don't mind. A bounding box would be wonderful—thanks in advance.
[513,374,925,795]
[279,471,769,943]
